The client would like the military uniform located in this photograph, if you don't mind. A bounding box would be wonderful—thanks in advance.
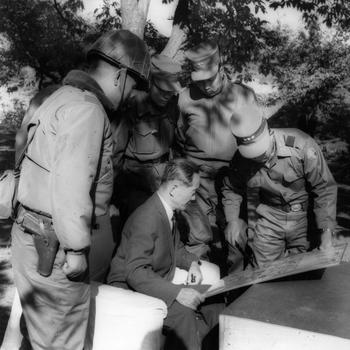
[11,70,115,349]
[176,41,266,263]
[177,74,260,263]
[115,55,182,222]
[222,128,337,266]
[177,74,245,225]
[116,92,179,214]
[11,30,151,350]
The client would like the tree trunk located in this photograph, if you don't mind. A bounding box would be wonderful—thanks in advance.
[161,0,189,59]
[121,0,151,39]
[161,24,187,58]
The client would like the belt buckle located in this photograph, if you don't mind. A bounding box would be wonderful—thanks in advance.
[290,203,302,212]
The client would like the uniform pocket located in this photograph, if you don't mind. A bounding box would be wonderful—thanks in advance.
[282,172,304,190]
[133,120,158,154]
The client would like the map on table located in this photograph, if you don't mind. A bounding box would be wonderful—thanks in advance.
[205,244,348,298]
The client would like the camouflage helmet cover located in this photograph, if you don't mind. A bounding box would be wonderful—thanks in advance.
[87,30,151,91]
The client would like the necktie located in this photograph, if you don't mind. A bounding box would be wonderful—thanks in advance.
[171,212,177,246]
[171,213,176,235]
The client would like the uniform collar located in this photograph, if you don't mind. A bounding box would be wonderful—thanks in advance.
[273,130,293,158]
[263,130,292,169]
[63,70,114,111]
[132,90,167,118]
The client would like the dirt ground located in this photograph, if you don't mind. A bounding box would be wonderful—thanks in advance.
[0,128,349,344]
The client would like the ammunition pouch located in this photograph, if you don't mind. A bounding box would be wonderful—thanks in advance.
[19,206,59,277]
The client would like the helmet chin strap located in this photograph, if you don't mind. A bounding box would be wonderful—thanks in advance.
[119,68,128,106]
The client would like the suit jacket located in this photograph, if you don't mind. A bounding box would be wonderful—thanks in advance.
[107,193,197,306]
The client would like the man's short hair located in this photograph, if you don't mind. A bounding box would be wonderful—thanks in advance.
[161,158,199,187]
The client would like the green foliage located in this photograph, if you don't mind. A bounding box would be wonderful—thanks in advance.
[94,0,122,33]
[93,0,167,53]
[144,23,168,54]
[269,0,350,30]
[266,25,350,111]
[1,0,350,84]
[0,98,27,131]
[166,0,268,72]
[0,0,89,85]
[167,0,350,73]
[264,22,350,167]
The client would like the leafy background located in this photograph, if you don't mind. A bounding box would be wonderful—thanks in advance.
[1,0,350,342]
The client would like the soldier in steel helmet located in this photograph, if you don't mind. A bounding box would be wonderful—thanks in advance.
[222,94,337,267]
[11,30,150,349]
[112,54,213,258]
[114,54,182,223]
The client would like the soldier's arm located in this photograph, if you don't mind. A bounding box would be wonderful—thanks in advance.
[303,138,337,231]
[50,103,106,251]
[111,115,131,176]
[169,99,181,159]
[221,169,245,223]
[173,98,187,157]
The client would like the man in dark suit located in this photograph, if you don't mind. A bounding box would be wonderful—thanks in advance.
[108,159,222,350]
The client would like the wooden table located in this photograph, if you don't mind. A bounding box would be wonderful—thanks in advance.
[220,264,350,350]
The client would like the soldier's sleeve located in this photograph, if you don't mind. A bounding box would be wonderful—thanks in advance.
[221,166,245,223]
[173,101,187,157]
[111,115,131,176]
[15,105,37,164]
[50,102,106,251]
[303,138,337,230]
[124,217,183,307]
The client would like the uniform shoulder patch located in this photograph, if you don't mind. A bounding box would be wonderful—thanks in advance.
[285,135,295,148]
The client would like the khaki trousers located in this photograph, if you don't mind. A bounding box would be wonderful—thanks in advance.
[252,204,309,266]
[11,222,90,350]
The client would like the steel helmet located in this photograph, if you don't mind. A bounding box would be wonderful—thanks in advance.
[87,30,151,91]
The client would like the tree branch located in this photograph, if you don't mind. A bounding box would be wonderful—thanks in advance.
[161,0,189,58]
[52,0,71,26]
